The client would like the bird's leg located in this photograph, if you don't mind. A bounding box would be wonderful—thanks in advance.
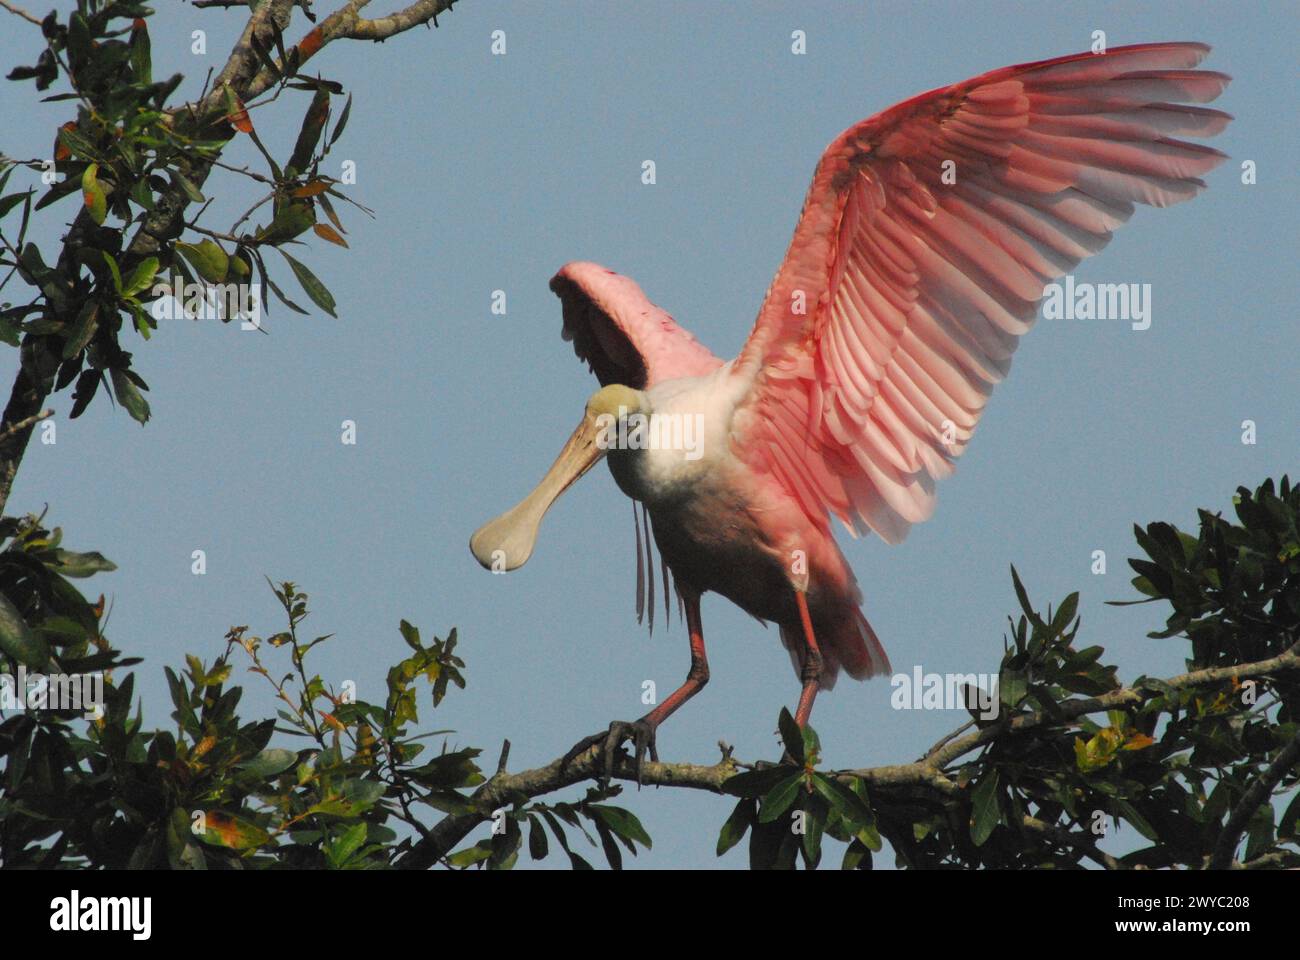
[563,590,709,788]
[793,590,823,728]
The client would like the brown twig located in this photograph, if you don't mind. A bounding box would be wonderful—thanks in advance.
[0,0,41,26]
[0,408,53,440]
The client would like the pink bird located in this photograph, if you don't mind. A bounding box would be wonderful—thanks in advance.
[471,42,1230,775]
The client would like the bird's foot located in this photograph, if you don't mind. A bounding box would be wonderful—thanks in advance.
[561,718,659,789]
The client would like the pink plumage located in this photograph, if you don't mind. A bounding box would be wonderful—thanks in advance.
[478,42,1229,749]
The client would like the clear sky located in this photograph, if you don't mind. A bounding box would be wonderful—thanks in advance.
[1,1,1295,869]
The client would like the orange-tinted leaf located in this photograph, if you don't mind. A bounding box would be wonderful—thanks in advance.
[54,121,76,161]
[313,222,348,247]
[299,27,324,60]
[203,811,271,851]
[223,85,253,134]
[291,179,331,198]
[81,162,106,224]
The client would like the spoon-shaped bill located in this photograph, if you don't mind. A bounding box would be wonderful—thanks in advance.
[469,412,606,571]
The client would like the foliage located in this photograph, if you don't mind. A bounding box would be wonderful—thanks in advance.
[2,478,1293,869]
[1,0,358,427]
[0,4,1292,871]
[0,562,648,868]
[0,0,652,872]
[717,477,1299,869]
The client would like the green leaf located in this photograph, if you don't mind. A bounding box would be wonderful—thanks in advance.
[810,773,875,828]
[289,87,330,173]
[716,798,754,856]
[109,368,151,424]
[168,169,205,203]
[122,257,160,298]
[969,770,1000,847]
[236,747,297,781]
[201,811,271,851]
[329,93,353,147]
[1244,804,1274,862]
[101,251,123,294]
[49,548,116,577]
[757,774,802,824]
[176,240,229,284]
[81,163,106,224]
[0,590,49,668]
[398,619,421,651]
[327,822,367,867]
[1115,800,1160,843]
[588,804,651,849]
[777,707,803,763]
[721,765,790,798]
[277,249,336,317]
[130,17,152,84]
[527,816,549,860]
[255,203,314,244]
[841,838,872,870]
[446,839,492,868]
[0,190,33,220]
[61,300,99,359]
[999,667,1027,709]
[593,818,623,870]
[1051,592,1079,633]
[801,797,825,866]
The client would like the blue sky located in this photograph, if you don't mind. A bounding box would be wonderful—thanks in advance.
[1,1,1296,868]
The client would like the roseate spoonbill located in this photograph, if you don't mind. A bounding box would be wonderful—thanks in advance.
[470,42,1230,774]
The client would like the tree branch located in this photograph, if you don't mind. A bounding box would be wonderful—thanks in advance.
[0,0,465,516]
[1020,815,1123,870]
[1209,726,1300,869]
[925,641,1300,771]
[0,408,52,440]
[0,0,41,26]
[399,641,1300,869]
[346,0,458,40]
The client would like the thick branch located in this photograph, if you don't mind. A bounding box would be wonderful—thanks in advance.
[398,749,736,869]
[401,641,1300,869]
[347,0,457,40]
[231,0,461,105]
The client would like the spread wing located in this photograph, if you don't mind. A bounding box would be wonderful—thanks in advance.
[551,261,723,388]
[729,42,1230,543]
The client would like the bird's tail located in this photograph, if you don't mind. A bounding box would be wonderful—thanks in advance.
[838,608,891,682]
[781,607,891,691]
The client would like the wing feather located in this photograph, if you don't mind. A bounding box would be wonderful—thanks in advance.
[730,42,1230,543]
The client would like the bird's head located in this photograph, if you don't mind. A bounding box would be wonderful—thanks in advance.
[584,382,649,421]
[469,383,648,572]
